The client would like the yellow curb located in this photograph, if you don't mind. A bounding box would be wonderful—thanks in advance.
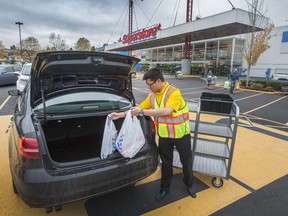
[218,84,281,95]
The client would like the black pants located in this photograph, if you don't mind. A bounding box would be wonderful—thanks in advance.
[158,134,193,191]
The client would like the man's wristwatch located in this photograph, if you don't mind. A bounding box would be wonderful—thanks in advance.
[139,109,144,116]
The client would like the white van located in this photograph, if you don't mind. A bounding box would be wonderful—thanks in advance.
[271,72,288,81]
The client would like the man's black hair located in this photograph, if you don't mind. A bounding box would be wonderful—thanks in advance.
[142,68,165,82]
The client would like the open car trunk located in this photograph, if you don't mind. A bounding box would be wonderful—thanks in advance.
[41,115,139,163]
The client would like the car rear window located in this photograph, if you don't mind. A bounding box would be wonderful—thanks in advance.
[22,64,32,75]
[34,92,132,114]
[13,65,22,71]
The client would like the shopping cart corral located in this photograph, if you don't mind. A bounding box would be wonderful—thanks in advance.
[173,92,239,188]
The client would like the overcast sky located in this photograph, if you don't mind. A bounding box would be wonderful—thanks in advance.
[0,0,287,49]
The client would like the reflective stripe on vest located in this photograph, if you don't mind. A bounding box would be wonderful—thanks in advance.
[150,84,190,138]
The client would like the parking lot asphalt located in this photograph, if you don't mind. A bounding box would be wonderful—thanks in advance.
[0,75,287,215]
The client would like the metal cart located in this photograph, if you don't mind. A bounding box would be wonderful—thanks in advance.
[173,93,239,188]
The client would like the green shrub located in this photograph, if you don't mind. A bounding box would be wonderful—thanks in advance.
[240,80,288,91]
[139,63,149,72]
[251,83,263,90]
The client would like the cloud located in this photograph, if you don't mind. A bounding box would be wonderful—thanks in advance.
[0,0,287,49]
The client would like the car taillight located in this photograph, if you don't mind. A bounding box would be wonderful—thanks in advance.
[19,137,40,159]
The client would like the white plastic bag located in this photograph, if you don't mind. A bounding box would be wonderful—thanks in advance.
[115,110,145,158]
[100,117,117,159]
[224,81,230,89]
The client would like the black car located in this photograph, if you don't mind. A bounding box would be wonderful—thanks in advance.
[8,51,158,211]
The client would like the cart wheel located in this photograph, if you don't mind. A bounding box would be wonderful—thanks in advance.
[212,177,223,188]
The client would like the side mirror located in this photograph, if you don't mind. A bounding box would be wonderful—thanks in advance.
[8,89,22,96]
[14,71,20,76]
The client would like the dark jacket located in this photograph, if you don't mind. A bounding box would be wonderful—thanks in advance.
[229,72,239,81]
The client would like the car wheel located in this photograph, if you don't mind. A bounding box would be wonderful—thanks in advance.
[12,181,18,194]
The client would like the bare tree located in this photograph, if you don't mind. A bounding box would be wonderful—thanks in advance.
[74,37,91,51]
[244,0,274,87]
[49,33,68,51]
[21,37,41,62]
[0,40,7,59]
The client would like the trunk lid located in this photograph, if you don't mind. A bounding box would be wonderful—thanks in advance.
[30,51,140,108]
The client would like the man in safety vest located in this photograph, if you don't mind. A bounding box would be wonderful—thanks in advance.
[131,68,196,202]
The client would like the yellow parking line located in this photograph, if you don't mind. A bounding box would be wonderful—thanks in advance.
[0,96,11,110]
[244,95,288,114]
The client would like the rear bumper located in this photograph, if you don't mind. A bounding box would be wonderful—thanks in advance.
[13,151,158,208]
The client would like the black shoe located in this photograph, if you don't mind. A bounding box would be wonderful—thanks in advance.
[155,190,169,202]
[187,186,196,198]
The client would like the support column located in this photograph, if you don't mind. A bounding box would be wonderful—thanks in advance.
[230,37,236,72]
[181,59,191,75]
[182,0,193,75]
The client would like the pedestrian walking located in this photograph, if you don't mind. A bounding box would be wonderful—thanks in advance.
[108,68,196,202]
[228,69,239,94]
[265,68,271,79]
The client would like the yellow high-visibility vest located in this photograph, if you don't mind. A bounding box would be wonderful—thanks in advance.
[151,85,190,138]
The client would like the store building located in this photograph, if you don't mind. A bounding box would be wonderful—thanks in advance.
[242,25,288,77]
[105,8,288,77]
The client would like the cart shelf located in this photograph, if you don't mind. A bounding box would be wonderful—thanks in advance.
[190,121,233,138]
[193,155,227,178]
[192,138,230,158]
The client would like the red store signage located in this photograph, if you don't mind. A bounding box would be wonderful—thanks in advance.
[122,24,161,44]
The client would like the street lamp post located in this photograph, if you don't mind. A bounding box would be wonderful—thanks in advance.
[15,21,23,61]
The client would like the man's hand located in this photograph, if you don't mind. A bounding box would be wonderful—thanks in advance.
[108,112,123,120]
[130,107,141,116]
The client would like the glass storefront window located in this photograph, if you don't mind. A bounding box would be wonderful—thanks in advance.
[194,43,205,61]
[141,37,244,71]
[152,49,157,62]
[233,39,244,66]
[173,46,183,61]
[165,47,173,61]
[206,41,218,61]
[157,48,165,62]
[219,39,232,61]
[145,50,152,62]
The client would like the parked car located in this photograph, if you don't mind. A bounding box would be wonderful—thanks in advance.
[8,51,158,211]
[0,64,22,86]
[16,62,32,91]
[271,72,288,81]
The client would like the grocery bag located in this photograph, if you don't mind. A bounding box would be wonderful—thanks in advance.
[115,110,145,158]
[100,117,117,159]
[224,81,230,89]
[235,82,240,90]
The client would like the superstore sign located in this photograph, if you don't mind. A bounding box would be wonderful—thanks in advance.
[122,24,161,44]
